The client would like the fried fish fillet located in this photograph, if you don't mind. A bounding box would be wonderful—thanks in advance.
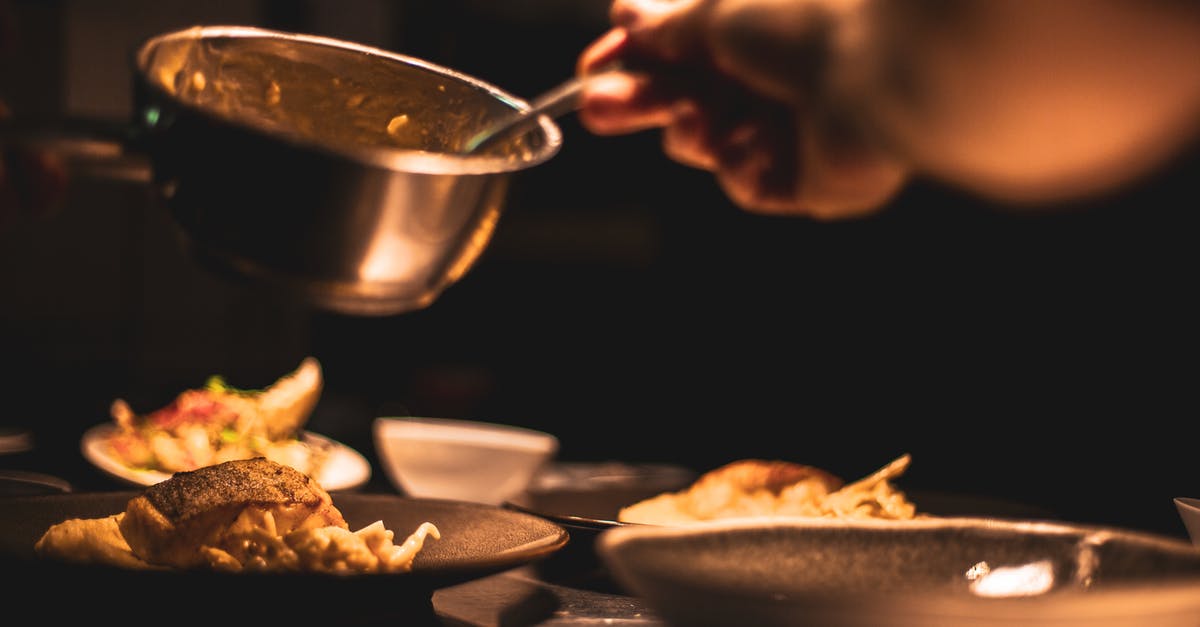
[119,457,346,569]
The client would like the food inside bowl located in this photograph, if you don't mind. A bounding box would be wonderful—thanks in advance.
[148,27,548,158]
[100,357,329,477]
[617,453,920,525]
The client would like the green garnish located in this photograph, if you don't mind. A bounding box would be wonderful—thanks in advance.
[205,375,263,396]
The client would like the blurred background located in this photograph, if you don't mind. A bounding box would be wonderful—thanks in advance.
[1,0,1195,536]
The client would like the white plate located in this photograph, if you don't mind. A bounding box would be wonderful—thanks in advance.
[597,516,1200,627]
[81,423,371,491]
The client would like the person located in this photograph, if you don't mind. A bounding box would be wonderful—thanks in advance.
[575,0,1200,220]
[570,0,1199,538]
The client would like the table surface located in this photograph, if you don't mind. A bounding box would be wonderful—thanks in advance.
[4,428,1193,626]
[434,566,664,627]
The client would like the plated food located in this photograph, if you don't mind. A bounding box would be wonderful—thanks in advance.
[36,458,438,574]
[84,357,365,487]
[82,424,371,491]
[505,455,926,594]
[618,453,919,525]
[5,483,569,622]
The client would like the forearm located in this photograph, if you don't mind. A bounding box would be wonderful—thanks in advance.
[829,0,1200,203]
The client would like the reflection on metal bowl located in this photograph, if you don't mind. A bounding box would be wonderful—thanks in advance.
[133,26,562,315]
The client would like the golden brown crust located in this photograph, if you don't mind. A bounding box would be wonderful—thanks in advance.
[120,457,346,569]
[137,456,329,523]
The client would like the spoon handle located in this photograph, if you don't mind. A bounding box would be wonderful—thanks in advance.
[464,70,615,154]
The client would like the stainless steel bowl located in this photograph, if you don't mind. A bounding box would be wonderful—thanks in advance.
[128,26,562,315]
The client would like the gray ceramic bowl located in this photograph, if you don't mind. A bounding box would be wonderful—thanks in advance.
[1176,497,1200,547]
[597,516,1200,627]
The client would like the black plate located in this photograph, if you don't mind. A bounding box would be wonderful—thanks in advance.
[1,492,568,623]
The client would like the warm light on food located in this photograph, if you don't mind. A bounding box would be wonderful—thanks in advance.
[617,454,919,525]
[100,357,328,477]
[34,458,440,574]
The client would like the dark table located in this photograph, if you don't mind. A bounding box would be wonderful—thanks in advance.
[435,566,663,626]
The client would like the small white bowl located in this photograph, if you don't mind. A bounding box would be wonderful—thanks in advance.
[373,417,559,505]
[1175,497,1200,546]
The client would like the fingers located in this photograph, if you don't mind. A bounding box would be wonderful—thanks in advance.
[661,99,718,170]
[672,101,809,215]
[578,27,681,135]
[663,90,789,194]
[660,98,910,219]
[576,0,909,218]
[577,27,628,76]
[790,124,911,221]
[609,0,712,63]
[577,0,718,137]
[726,112,909,220]
[578,69,677,136]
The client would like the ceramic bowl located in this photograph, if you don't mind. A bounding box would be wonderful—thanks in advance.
[597,516,1200,627]
[373,417,558,505]
[1175,497,1200,546]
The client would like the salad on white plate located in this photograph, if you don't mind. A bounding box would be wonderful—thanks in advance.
[81,357,370,490]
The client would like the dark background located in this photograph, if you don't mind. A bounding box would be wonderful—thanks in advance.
[2,1,1196,538]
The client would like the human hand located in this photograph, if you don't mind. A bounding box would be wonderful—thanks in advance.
[576,0,909,220]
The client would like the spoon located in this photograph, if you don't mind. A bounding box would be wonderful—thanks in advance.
[463,70,617,154]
